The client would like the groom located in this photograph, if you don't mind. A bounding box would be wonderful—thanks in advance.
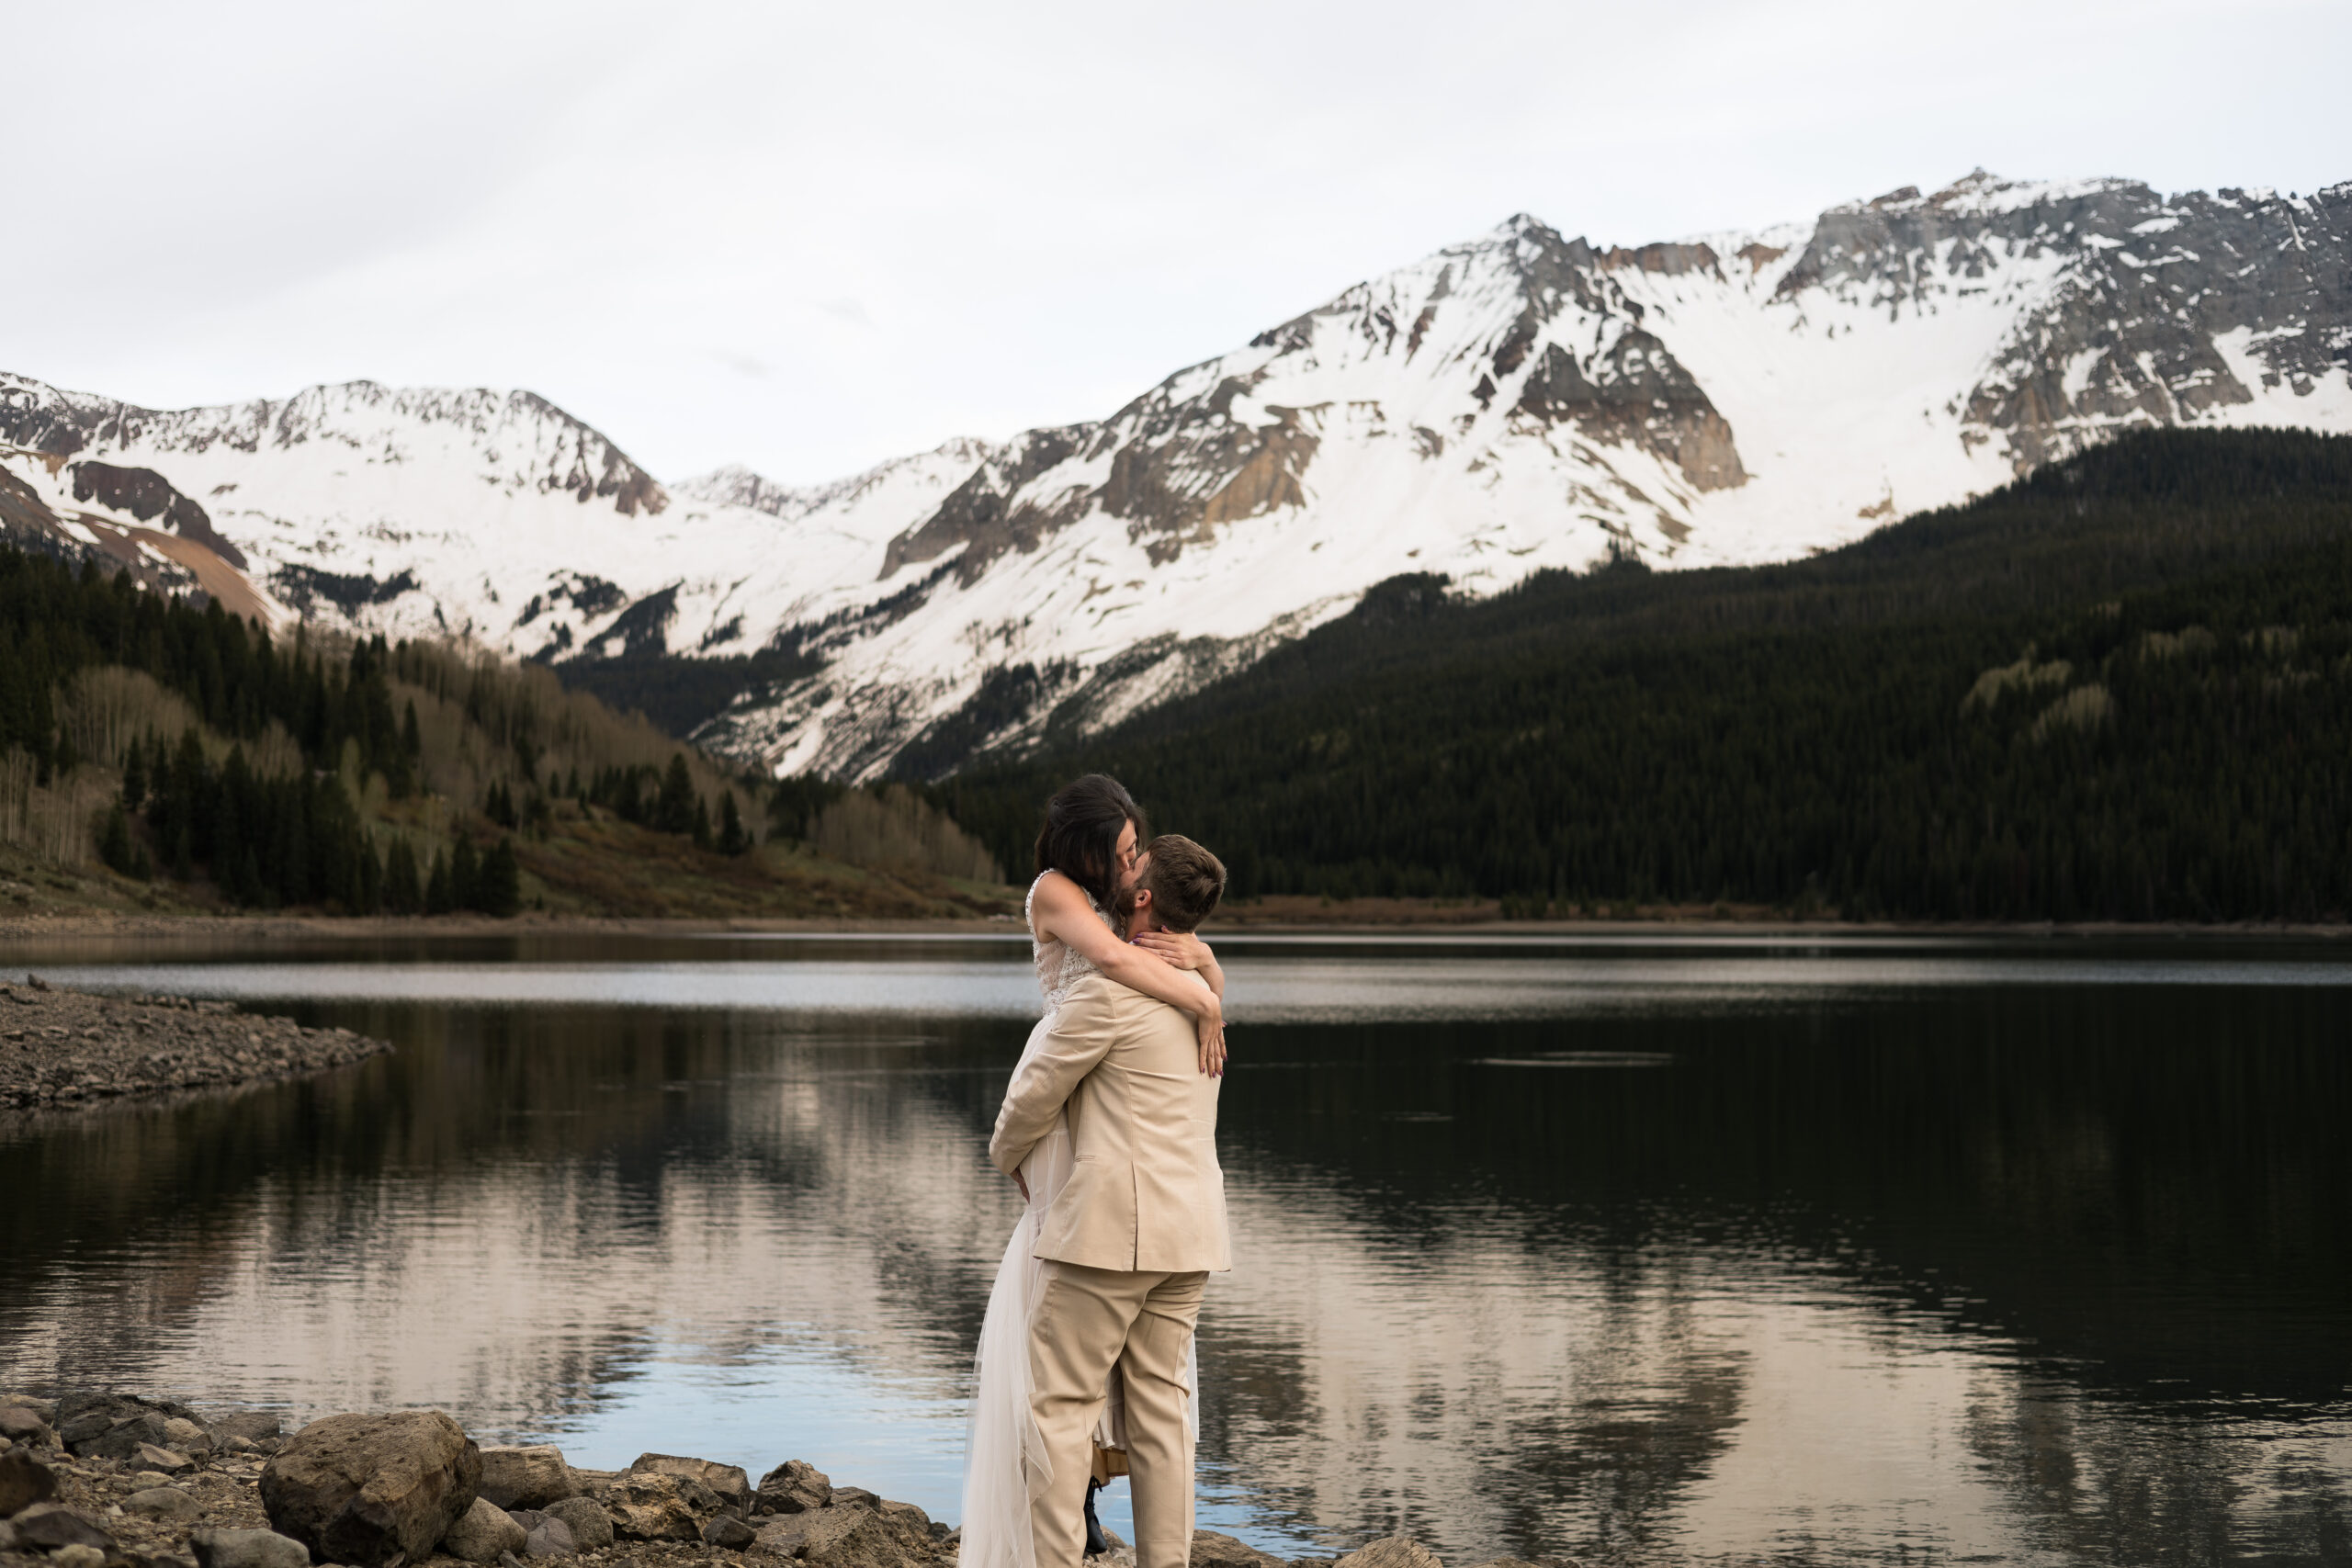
[990,835,1231,1568]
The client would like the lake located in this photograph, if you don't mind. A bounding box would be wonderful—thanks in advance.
[2,930,2347,1565]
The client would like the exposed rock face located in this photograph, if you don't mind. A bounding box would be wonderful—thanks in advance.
[258,1410,481,1568]
[477,1445,576,1509]
[440,1495,529,1562]
[68,460,247,568]
[757,1459,833,1515]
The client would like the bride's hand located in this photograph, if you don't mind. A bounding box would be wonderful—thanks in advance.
[1133,931,1213,971]
[1195,1010,1227,1077]
[1012,1169,1030,1201]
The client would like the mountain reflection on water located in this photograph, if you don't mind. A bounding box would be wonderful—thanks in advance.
[1,934,2347,1565]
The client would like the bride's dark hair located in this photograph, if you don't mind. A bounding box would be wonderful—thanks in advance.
[1035,774,1147,910]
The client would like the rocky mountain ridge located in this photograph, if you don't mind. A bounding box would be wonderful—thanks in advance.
[2,170,2346,780]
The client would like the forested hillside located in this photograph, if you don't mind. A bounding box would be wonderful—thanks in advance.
[931,429,2352,922]
[0,545,1006,919]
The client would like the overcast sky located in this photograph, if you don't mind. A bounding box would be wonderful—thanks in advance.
[6,0,2345,486]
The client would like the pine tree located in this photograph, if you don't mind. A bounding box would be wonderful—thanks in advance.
[387,838,422,915]
[401,698,423,758]
[425,850,453,915]
[691,795,713,852]
[479,838,522,918]
[450,836,481,912]
[656,753,695,835]
[718,791,750,856]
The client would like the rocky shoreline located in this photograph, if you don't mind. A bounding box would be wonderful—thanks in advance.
[0,1395,1528,1568]
[0,980,390,1112]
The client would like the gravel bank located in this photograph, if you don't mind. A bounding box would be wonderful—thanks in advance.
[0,978,390,1111]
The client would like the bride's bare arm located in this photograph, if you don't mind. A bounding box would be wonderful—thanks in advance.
[1033,872,1226,1074]
[1130,930,1223,1001]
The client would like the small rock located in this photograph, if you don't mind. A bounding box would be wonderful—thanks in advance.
[0,1520,14,1553]
[506,1507,546,1530]
[930,1521,956,1542]
[52,1542,107,1568]
[524,1515,579,1558]
[704,1514,759,1550]
[0,1446,59,1516]
[832,1486,881,1512]
[128,1486,202,1521]
[260,1409,482,1568]
[752,1507,865,1562]
[0,1394,59,1426]
[878,1499,933,1533]
[500,1551,529,1568]
[206,1413,288,1452]
[443,1495,530,1563]
[479,1445,578,1509]
[163,1416,215,1454]
[137,1442,197,1474]
[191,1529,313,1568]
[132,1470,179,1489]
[0,1406,51,1446]
[605,1471,721,1542]
[628,1452,751,1513]
[1332,1540,1442,1568]
[756,1459,833,1516]
[1191,1531,1286,1568]
[9,1499,116,1552]
[541,1495,613,1550]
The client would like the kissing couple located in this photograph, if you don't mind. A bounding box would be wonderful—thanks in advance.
[963,774,1233,1568]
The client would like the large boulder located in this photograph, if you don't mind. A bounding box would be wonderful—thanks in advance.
[757,1460,833,1515]
[543,1495,614,1550]
[605,1471,722,1542]
[441,1495,529,1563]
[0,1448,58,1517]
[259,1410,481,1568]
[1192,1531,1287,1568]
[1334,1540,1442,1568]
[479,1446,578,1509]
[629,1452,751,1513]
[191,1527,313,1568]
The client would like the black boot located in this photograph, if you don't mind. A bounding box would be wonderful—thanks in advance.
[1083,1479,1109,1557]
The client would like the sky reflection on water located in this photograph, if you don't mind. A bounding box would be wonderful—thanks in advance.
[3,935,2348,1564]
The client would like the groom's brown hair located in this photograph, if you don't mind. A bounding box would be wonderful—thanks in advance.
[1140,835,1226,932]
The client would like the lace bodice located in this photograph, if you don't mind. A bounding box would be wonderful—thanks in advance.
[1027,872,1119,1017]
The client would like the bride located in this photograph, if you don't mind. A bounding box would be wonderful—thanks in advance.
[962,774,1227,1568]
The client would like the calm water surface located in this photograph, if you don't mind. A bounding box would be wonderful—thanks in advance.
[2,931,2347,1566]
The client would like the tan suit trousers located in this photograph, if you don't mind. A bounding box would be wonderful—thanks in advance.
[1028,1260,1206,1568]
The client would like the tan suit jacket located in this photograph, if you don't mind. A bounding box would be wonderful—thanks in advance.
[990,972,1230,1273]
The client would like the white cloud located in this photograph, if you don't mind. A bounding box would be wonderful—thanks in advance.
[2,0,2344,483]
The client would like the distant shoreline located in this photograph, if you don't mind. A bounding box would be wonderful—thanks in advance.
[2,908,2347,946]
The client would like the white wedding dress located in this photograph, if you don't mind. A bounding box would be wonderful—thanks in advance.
[960,874,1200,1568]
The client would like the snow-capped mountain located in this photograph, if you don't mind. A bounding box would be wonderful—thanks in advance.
[4,170,2346,780]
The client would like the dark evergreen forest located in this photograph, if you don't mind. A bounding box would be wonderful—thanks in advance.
[928,428,2352,921]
